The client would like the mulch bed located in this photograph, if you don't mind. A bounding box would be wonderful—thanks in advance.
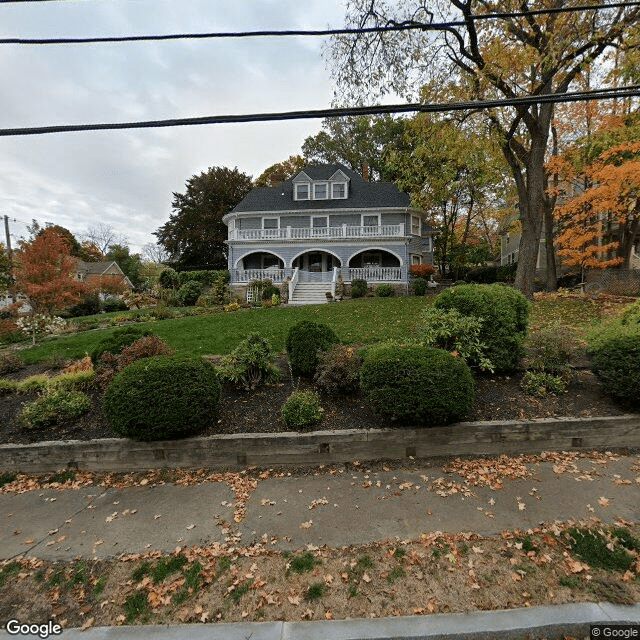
[0,355,629,446]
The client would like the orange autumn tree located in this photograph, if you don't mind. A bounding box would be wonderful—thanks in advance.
[550,117,640,272]
[14,227,88,344]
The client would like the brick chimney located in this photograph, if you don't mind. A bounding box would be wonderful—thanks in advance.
[361,162,370,181]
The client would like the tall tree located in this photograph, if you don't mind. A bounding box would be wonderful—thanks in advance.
[254,155,307,187]
[154,166,252,270]
[330,0,640,297]
[82,223,127,256]
[14,228,87,344]
[303,115,406,181]
[141,242,170,265]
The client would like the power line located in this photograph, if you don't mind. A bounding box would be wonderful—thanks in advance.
[1,1,638,46]
[0,85,637,137]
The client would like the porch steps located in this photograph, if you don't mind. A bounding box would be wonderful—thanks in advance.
[289,282,331,306]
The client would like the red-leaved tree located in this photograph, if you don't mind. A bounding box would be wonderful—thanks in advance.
[14,228,88,343]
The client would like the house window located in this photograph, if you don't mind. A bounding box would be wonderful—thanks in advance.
[411,215,421,235]
[313,182,328,200]
[295,183,310,200]
[362,251,382,267]
[332,182,347,199]
[362,214,380,228]
[262,217,279,229]
[262,254,281,269]
[312,216,328,228]
[424,236,432,252]
[411,255,422,265]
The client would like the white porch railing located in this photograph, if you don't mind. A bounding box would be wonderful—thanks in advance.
[331,266,339,298]
[288,267,299,301]
[233,268,288,283]
[229,224,405,241]
[349,267,403,281]
[298,270,335,283]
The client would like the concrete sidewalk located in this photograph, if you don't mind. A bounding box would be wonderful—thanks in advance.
[1,453,639,560]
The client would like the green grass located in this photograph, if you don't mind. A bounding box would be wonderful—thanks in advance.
[386,566,406,584]
[228,579,252,603]
[565,528,634,572]
[305,583,327,601]
[18,297,430,364]
[0,562,22,588]
[559,576,581,589]
[67,561,89,588]
[47,470,76,484]
[92,575,107,597]
[287,552,321,575]
[150,555,188,584]
[173,562,203,605]
[0,473,16,488]
[124,590,149,623]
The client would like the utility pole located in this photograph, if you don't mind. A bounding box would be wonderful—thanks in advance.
[3,214,15,302]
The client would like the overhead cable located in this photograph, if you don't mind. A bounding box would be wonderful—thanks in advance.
[1,1,639,45]
[0,85,637,137]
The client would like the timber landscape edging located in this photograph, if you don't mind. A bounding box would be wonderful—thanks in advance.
[0,414,639,473]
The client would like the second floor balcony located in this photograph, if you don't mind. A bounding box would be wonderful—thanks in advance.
[228,224,406,242]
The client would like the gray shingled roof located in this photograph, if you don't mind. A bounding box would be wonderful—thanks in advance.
[231,164,412,213]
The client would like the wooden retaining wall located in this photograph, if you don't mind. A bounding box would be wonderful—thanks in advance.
[0,415,638,473]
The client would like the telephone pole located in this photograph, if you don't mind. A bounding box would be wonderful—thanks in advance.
[3,214,15,302]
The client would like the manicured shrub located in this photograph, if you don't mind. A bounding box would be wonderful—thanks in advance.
[411,277,428,296]
[149,306,175,320]
[91,326,154,364]
[620,300,640,327]
[465,265,498,284]
[359,344,475,425]
[590,334,640,406]
[0,352,24,375]
[49,370,97,392]
[19,389,91,428]
[177,281,203,307]
[285,320,339,377]
[282,390,323,429]
[17,375,49,393]
[375,284,394,297]
[100,298,129,313]
[419,307,493,372]
[218,332,280,390]
[96,335,174,389]
[409,264,435,278]
[103,356,221,440]
[350,279,368,298]
[314,344,362,396]
[177,269,229,287]
[158,268,179,289]
[524,325,576,375]
[433,284,530,373]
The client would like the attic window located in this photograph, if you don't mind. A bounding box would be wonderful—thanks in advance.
[332,182,347,199]
[295,183,310,200]
[313,182,328,200]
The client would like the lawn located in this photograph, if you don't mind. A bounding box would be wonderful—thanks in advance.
[11,292,628,365]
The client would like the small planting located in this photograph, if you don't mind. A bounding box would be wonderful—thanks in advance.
[565,528,634,572]
[132,561,151,582]
[287,552,320,575]
[559,576,581,589]
[0,379,18,395]
[218,332,280,390]
[92,575,107,597]
[0,352,24,375]
[67,561,89,588]
[103,356,221,440]
[124,590,149,623]
[281,390,323,430]
[49,370,96,393]
[0,562,21,588]
[173,561,203,605]
[393,547,406,560]
[47,470,76,484]
[411,277,428,296]
[386,566,406,584]
[305,583,327,601]
[150,554,188,583]
[17,374,49,393]
[359,343,474,425]
[228,579,253,603]
[177,280,203,307]
[285,320,339,377]
[314,344,362,396]
[0,472,17,488]
[520,371,568,397]
[19,389,91,428]
[611,527,640,552]
[90,326,154,365]
[590,333,640,407]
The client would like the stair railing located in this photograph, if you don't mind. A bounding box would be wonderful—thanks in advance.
[288,267,299,301]
[330,266,339,298]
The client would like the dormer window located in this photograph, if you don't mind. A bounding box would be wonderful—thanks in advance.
[332,182,347,199]
[295,183,310,200]
[313,182,328,200]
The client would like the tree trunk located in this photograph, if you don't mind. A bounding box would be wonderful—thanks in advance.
[543,199,558,291]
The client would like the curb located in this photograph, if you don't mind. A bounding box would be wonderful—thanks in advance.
[3,603,639,639]
[1,415,639,473]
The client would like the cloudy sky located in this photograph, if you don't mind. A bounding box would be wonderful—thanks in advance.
[0,0,350,254]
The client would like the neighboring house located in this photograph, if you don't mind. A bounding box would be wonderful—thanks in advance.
[74,260,133,293]
[223,164,434,304]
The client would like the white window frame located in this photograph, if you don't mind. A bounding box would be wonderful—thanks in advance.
[424,236,432,252]
[411,215,421,236]
[411,255,422,265]
[313,182,329,200]
[361,213,380,227]
[262,217,280,229]
[294,183,310,201]
[331,182,347,199]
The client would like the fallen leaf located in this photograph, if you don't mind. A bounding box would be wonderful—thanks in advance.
[598,496,610,507]
[80,617,94,631]
[324,611,333,620]
[186,524,196,530]
[288,595,301,606]
[299,520,313,529]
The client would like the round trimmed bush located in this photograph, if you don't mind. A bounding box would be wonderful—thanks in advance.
[177,281,203,306]
[91,326,154,364]
[411,277,428,296]
[103,356,221,440]
[376,284,394,297]
[359,344,475,425]
[285,320,339,377]
[282,390,323,429]
[590,334,640,406]
[433,283,530,373]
